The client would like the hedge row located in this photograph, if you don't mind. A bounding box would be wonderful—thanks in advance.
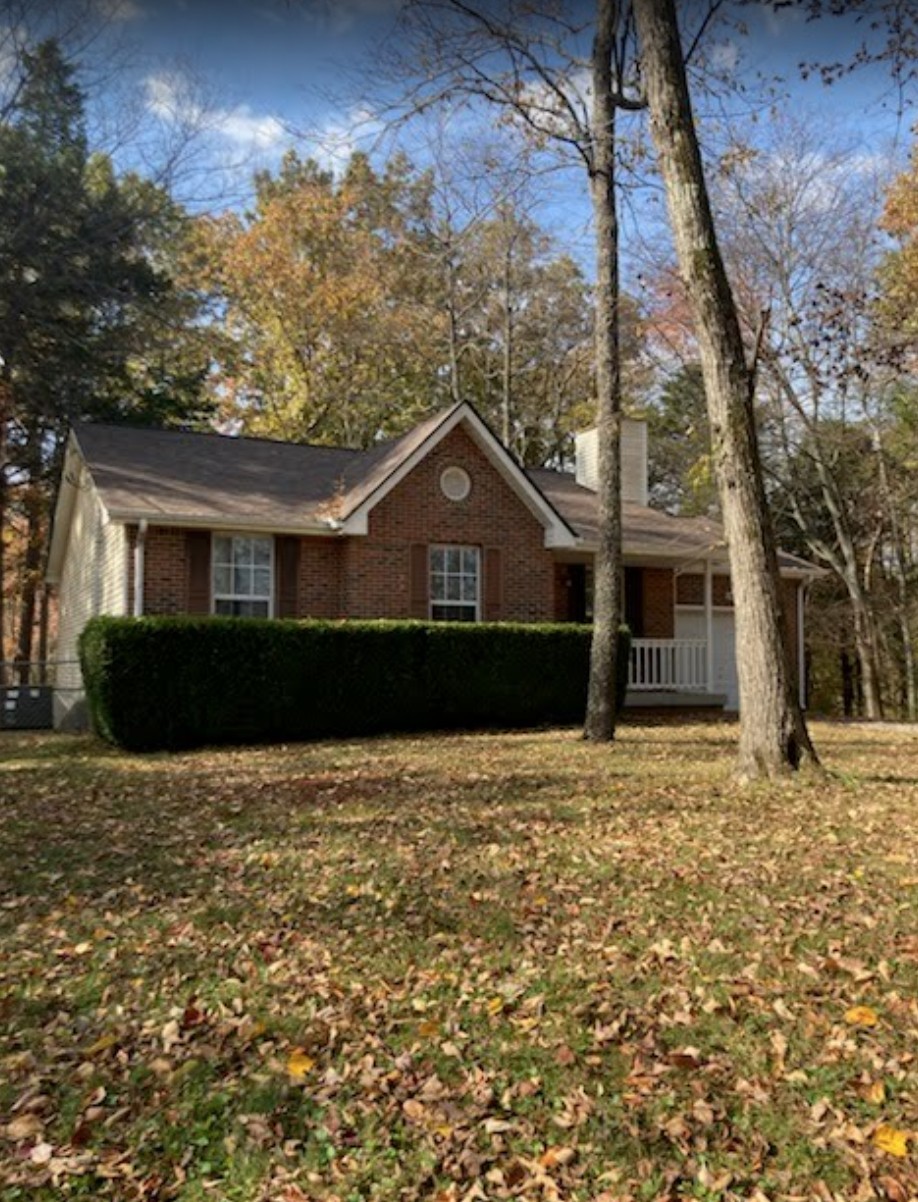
[79,617,631,751]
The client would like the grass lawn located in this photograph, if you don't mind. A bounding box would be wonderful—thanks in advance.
[1,720,916,1202]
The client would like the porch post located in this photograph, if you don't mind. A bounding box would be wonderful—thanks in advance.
[704,559,714,693]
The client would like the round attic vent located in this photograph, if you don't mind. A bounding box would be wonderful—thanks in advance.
[440,465,471,502]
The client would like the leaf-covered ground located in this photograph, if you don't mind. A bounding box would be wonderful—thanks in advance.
[1,720,916,1202]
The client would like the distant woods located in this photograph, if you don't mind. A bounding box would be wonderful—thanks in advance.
[191,148,603,461]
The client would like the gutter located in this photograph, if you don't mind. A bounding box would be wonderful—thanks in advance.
[108,511,345,538]
[133,520,148,617]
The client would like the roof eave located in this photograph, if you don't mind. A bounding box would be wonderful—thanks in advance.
[104,509,344,537]
[45,434,83,585]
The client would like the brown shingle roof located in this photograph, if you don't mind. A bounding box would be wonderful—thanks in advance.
[528,467,817,573]
[72,417,818,574]
[72,421,440,530]
[527,467,725,558]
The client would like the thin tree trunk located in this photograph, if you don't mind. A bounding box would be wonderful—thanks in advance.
[501,241,513,448]
[873,431,916,719]
[445,249,462,403]
[633,0,818,777]
[841,648,855,717]
[37,583,49,684]
[583,0,623,743]
[15,485,44,684]
[848,586,883,720]
[0,378,9,673]
[0,474,6,679]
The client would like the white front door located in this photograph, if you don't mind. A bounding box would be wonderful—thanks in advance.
[712,611,738,710]
[675,609,739,710]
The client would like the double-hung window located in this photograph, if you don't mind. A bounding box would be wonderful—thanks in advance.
[212,534,273,617]
[430,545,479,621]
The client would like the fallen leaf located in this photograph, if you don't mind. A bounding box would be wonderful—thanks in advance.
[877,1174,910,1201]
[539,1145,576,1169]
[4,1113,44,1142]
[844,1005,878,1028]
[873,1125,910,1158]
[668,1046,703,1069]
[860,1080,886,1105]
[86,1034,118,1056]
[286,1050,315,1081]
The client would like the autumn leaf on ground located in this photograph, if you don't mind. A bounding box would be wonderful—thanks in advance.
[286,1050,315,1081]
[873,1126,911,1158]
[844,1005,879,1027]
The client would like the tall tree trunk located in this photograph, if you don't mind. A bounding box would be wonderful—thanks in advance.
[873,432,915,720]
[501,241,513,448]
[0,378,9,674]
[445,249,462,404]
[37,583,50,684]
[0,473,6,679]
[15,485,44,684]
[583,0,623,743]
[633,0,818,778]
[848,584,883,720]
[15,480,45,682]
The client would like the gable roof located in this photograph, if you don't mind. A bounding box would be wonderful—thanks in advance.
[47,403,820,584]
[46,403,578,580]
[529,467,818,575]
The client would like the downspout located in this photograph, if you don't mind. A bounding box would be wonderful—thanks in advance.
[704,558,714,694]
[133,520,148,618]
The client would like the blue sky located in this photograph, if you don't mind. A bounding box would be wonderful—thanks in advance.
[100,0,916,165]
[62,0,918,273]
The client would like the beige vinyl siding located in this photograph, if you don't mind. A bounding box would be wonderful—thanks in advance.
[54,465,127,709]
[621,419,648,507]
[574,419,648,505]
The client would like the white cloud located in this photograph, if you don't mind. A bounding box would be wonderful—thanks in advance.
[145,72,286,150]
[308,104,383,173]
[709,39,739,74]
[760,4,805,38]
[211,105,286,149]
[95,0,145,21]
[301,0,405,35]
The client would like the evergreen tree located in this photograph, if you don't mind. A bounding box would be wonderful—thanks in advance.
[0,39,208,668]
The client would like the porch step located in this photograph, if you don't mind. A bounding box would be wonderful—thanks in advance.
[624,690,727,709]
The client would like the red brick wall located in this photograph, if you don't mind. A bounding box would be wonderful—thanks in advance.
[675,572,733,607]
[641,568,675,637]
[134,424,555,624]
[344,425,555,621]
[554,564,573,621]
[296,538,344,618]
[126,525,190,616]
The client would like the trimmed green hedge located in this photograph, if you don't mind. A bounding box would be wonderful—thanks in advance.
[79,617,631,751]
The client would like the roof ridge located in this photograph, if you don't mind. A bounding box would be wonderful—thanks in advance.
[75,421,374,457]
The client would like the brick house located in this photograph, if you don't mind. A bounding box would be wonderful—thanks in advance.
[46,400,818,727]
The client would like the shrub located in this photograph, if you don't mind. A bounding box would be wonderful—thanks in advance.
[79,617,631,751]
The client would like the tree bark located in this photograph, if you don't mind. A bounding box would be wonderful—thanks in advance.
[874,431,914,719]
[501,236,514,448]
[15,484,44,684]
[633,0,818,777]
[583,0,623,743]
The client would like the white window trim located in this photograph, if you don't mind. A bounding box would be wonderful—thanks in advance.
[211,532,275,618]
[429,544,480,622]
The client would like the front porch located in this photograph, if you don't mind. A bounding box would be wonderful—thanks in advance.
[625,637,727,709]
[553,560,742,710]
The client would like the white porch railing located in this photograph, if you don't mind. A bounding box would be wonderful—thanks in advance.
[629,639,709,693]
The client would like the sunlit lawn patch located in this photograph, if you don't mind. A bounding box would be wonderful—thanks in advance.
[1,720,916,1200]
